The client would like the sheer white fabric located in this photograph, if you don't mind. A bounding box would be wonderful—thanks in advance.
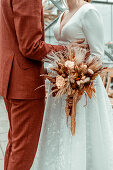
[31,3,113,170]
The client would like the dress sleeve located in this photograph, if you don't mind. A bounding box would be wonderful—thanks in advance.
[81,8,104,59]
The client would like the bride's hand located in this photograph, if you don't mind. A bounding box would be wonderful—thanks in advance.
[67,39,89,50]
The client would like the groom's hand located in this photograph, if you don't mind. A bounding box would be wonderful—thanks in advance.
[67,39,89,50]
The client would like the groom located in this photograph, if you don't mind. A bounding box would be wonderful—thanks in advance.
[0,0,88,170]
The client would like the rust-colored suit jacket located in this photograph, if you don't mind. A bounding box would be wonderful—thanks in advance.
[0,0,65,99]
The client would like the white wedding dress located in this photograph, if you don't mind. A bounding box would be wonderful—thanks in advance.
[32,3,113,170]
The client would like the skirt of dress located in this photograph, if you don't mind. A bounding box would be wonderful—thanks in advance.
[31,76,113,170]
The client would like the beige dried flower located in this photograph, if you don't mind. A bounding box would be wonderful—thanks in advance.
[88,68,94,75]
[83,77,90,83]
[76,81,81,86]
[81,76,86,80]
[56,76,65,89]
[80,80,84,84]
[83,65,87,69]
[65,60,75,69]
[70,78,75,83]
[81,64,87,69]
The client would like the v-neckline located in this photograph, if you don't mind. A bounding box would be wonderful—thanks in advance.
[59,3,88,36]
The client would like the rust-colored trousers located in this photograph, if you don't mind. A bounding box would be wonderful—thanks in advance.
[4,98,45,170]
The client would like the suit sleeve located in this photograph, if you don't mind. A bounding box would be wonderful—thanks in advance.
[12,0,65,61]
[81,8,104,59]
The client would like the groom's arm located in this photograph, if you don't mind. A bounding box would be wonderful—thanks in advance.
[12,0,66,61]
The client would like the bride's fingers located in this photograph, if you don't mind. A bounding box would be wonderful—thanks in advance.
[70,43,89,49]
[79,44,89,49]
[68,40,84,47]
[73,39,85,44]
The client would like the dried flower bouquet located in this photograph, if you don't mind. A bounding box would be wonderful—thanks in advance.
[43,47,104,135]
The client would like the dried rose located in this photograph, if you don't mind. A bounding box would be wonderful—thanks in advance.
[56,76,65,89]
[65,60,74,69]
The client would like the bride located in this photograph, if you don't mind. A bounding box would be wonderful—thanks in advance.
[32,0,113,169]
